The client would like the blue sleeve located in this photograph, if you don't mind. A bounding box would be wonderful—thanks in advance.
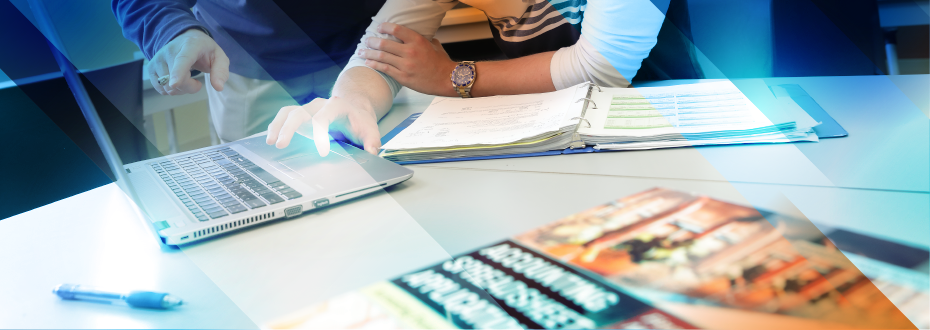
[111,0,205,59]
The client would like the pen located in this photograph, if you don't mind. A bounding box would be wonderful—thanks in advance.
[53,283,183,309]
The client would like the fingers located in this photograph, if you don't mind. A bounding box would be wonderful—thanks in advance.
[270,97,379,157]
[365,37,404,56]
[170,75,203,95]
[169,43,197,86]
[166,43,201,95]
[147,63,168,95]
[209,48,230,91]
[311,103,342,157]
[354,114,383,155]
[275,107,312,149]
[153,60,172,95]
[378,22,422,45]
[266,105,300,145]
[364,59,404,80]
[358,48,403,68]
[329,98,381,155]
[267,98,328,148]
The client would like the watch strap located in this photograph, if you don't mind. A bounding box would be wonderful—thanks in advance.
[456,86,471,98]
[453,61,476,98]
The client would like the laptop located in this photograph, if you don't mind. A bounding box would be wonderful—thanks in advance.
[37,4,413,246]
[124,135,413,245]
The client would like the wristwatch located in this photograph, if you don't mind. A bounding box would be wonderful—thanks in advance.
[450,61,477,98]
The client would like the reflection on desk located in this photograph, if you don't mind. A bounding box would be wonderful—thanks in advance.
[3,75,927,328]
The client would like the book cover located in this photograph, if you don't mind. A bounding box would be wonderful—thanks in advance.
[513,188,918,328]
[268,188,923,329]
[268,239,695,329]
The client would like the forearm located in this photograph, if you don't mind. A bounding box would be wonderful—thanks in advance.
[330,67,395,120]
[111,0,203,59]
[464,51,556,98]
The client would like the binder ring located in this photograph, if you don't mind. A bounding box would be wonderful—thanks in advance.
[575,98,598,109]
[585,81,602,92]
[570,116,591,128]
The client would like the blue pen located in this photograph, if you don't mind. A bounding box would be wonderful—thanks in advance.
[53,284,183,309]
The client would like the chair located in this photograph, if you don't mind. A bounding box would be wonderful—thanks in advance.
[771,0,886,76]
[633,0,705,82]
[636,0,887,80]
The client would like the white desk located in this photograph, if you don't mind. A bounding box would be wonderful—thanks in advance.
[0,181,453,328]
[3,170,926,328]
[2,77,927,328]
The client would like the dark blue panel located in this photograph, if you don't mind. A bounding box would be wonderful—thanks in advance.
[0,0,60,80]
[0,86,112,220]
[0,2,153,220]
[772,0,885,76]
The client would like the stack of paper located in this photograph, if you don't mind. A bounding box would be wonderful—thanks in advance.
[380,84,588,162]
[380,81,820,163]
[582,81,819,150]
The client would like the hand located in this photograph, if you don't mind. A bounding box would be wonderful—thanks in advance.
[357,22,457,97]
[265,97,382,157]
[148,28,230,95]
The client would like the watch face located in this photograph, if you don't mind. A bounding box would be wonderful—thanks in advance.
[451,64,475,87]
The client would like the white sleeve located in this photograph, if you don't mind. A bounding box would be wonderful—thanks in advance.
[550,0,666,89]
[337,0,458,97]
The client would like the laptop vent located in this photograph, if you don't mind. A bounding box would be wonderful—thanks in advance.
[191,211,275,239]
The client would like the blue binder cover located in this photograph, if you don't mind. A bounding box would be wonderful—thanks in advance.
[770,84,848,138]
[381,84,845,165]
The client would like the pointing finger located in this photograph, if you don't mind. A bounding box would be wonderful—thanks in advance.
[275,107,311,149]
[169,43,197,88]
[357,119,383,155]
[311,104,341,157]
[267,105,299,145]
[209,48,230,91]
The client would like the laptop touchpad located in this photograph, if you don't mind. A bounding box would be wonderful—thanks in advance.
[240,136,379,193]
[273,148,378,192]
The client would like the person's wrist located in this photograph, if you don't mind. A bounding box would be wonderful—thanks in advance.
[336,95,378,120]
[174,27,211,42]
[439,61,459,97]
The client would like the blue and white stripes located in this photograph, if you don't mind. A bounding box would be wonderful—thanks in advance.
[484,0,586,42]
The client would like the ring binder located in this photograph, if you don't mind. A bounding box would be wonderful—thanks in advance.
[380,80,830,165]
[575,98,597,109]
[585,81,603,92]
[570,116,591,128]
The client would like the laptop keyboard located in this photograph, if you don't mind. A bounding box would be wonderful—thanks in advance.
[151,147,303,222]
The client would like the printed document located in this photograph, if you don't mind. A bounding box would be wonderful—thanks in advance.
[381,84,588,151]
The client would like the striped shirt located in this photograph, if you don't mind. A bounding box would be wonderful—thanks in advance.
[486,0,585,42]
[342,0,667,94]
